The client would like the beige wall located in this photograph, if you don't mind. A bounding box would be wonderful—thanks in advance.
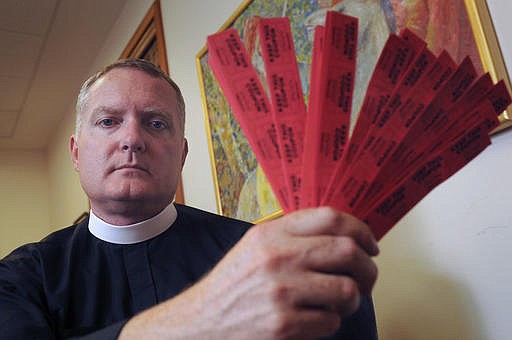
[46,109,89,230]
[2,0,512,339]
[0,150,50,257]
[0,1,155,256]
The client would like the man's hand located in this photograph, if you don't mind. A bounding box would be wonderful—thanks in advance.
[120,207,379,339]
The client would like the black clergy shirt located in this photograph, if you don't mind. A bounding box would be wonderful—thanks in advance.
[0,204,377,339]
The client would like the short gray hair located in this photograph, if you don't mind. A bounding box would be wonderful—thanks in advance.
[75,58,186,136]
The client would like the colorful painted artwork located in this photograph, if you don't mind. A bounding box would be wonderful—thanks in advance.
[197,0,505,222]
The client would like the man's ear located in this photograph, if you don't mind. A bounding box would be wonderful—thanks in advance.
[70,135,80,172]
[181,138,189,169]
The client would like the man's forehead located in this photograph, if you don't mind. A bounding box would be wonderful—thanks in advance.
[92,68,172,90]
[79,64,185,128]
[85,69,180,110]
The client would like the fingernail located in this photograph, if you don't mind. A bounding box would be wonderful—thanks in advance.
[371,239,380,255]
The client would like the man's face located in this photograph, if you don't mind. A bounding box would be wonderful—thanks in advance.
[70,68,187,222]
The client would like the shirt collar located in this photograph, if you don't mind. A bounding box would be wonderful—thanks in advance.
[88,204,177,244]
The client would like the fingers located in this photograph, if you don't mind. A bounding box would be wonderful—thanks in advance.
[296,236,378,295]
[216,207,380,338]
[273,271,362,315]
[266,308,342,339]
[253,206,379,296]
[274,206,379,256]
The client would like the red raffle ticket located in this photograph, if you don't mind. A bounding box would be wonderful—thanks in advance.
[353,60,488,215]
[330,53,456,210]
[300,11,358,208]
[364,121,492,241]
[207,29,291,212]
[322,47,438,209]
[359,78,511,223]
[322,30,426,209]
[321,47,438,209]
[364,88,510,240]
[299,25,324,209]
[206,11,511,239]
[324,31,428,213]
[339,30,425,171]
[355,51,457,208]
[257,17,307,211]
[366,57,478,200]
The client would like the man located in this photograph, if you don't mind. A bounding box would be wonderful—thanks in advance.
[0,59,379,339]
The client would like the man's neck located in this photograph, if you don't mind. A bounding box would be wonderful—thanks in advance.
[89,200,171,225]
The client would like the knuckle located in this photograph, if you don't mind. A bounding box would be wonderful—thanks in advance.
[245,225,298,274]
[263,250,288,272]
[339,278,360,314]
[340,278,358,300]
[269,312,296,339]
[338,237,359,261]
[316,206,342,225]
[246,233,290,274]
[268,281,292,306]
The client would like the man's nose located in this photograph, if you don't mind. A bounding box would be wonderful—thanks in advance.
[120,121,146,153]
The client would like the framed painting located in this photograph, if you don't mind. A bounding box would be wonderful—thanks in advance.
[196,0,511,222]
[121,0,185,204]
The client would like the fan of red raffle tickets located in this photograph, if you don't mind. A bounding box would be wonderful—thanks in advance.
[206,11,511,240]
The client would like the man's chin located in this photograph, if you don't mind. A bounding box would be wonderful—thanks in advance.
[99,185,169,205]
[87,181,174,207]
[94,194,171,214]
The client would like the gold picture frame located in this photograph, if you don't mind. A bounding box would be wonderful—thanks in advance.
[465,0,511,133]
[121,0,185,204]
[196,0,511,222]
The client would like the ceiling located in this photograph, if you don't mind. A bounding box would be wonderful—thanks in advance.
[0,0,127,150]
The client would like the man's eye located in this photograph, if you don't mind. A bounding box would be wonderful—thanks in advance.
[99,118,115,127]
[150,120,166,129]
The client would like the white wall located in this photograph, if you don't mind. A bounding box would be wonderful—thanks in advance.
[374,130,512,340]
[36,0,512,338]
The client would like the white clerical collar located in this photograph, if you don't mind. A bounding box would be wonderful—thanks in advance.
[88,204,177,244]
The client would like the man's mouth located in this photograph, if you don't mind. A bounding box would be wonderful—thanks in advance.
[115,164,149,174]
